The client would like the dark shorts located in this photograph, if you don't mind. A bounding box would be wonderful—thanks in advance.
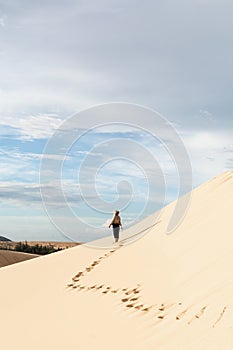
[113,227,120,239]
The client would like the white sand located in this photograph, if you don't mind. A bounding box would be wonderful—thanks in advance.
[0,171,233,349]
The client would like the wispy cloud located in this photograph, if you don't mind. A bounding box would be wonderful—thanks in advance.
[183,129,233,183]
[0,114,63,140]
[0,17,5,28]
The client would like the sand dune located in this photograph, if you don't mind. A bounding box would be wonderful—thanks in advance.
[0,171,233,349]
[0,250,39,268]
[0,241,79,251]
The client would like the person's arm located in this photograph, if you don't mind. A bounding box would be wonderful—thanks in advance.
[119,217,123,229]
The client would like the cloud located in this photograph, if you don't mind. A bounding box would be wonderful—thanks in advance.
[0,66,106,115]
[198,109,214,122]
[0,149,72,162]
[0,180,79,208]
[0,17,5,27]
[182,129,233,184]
[0,0,232,124]
[0,114,63,140]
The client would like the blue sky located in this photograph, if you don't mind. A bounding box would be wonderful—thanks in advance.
[0,0,232,242]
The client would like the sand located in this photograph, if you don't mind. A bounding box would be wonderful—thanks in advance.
[0,250,39,268]
[0,170,232,349]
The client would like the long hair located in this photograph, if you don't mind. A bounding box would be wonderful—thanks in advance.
[112,210,120,224]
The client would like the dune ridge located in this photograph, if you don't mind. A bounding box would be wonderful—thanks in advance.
[0,171,233,349]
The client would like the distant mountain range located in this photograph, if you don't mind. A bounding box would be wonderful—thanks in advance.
[0,236,11,242]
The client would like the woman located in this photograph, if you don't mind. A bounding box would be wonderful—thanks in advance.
[109,210,123,243]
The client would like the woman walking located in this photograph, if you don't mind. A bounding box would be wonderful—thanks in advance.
[109,210,123,243]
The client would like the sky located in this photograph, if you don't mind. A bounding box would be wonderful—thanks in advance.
[0,0,232,242]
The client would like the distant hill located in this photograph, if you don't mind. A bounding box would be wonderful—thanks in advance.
[0,250,38,268]
[0,236,11,242]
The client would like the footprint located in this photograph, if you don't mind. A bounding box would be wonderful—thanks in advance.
[212,306,227,328]
[74,272,83,278]
[111,289,119,293]
[188,306,207,325]
[125,288,139,295]
[158,303,174,312]
[72,279,80,283]
[90,285,97,289]
[96,285,104,290]
[176,308,188,320]
[134,304,144,310]
[130,297,138,302]
[79,286,86,290]
[141,305,153,312]
[195,305,207,319]
[86,267,93,272]
[122,298,129,302]
[132,288,141,294]
[157,315,165,319]
[158,304,165,311]
[126,303,136,308]
[102,287,111,294]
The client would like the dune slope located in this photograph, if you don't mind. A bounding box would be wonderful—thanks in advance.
[0,250,39,268]
[0,171,233,350]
